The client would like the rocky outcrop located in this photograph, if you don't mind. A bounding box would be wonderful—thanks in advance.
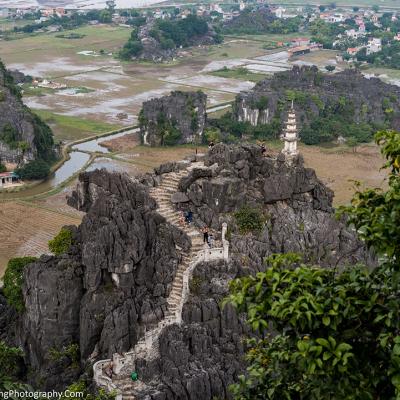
[0,145,374,398]
[174,143,373,268]
[134,17,219,63]
[16,170,190,390]
[0,60,55,168]
[129,259,249,400]
[234,65,400,130]
[140,91,207,146]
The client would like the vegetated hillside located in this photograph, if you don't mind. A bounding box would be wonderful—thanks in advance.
[222,6,302,35]
[0,60,56,170]
[139,90,207,146]
[233,66,400,145]
[120,15,222,62]
[0,144,373,397]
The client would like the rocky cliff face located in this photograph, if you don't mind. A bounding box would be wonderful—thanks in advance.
[132,259,249,400]
[175,144,373,268]
[0,61,55,168]
[134,18,219,63]
[140,91,207,146]
[234,66,400,130]
[12,170,190,389]
[0,145,373,397]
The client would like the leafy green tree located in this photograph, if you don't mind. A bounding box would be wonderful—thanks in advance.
[0,123,19,148]
[48,227,73,256]
[3,257,37,312]
[0,163,6,173]
[325,65,336,72]
[0,341,26,392]
[99,10,112,23]
[15,159,50,180]
[234,206,265,234]
[205,127,222,144]
[61,380,115,400]
[227,130,400,399]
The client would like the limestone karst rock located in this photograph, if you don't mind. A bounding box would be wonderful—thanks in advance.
[0,61,56,167]
[0,145,374,397]
[139,91,207,146]
[234,65,400,130]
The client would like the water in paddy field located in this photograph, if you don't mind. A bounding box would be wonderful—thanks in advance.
[0,0,166,8]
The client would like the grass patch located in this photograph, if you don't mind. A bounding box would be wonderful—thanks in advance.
[210,66,267,82]
[21,85,55,97]
[33,110,122,141]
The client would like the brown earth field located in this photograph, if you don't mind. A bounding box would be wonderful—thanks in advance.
[0,201,82,277]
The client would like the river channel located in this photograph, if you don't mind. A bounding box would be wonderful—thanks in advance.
[0,128,138,200]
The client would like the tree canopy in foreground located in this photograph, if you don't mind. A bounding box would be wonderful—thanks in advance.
[227,130,400,399]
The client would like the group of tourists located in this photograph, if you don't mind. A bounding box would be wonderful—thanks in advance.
[202,226,214,248]
[179,211,193,226]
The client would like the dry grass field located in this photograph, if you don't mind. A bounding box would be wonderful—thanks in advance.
[0,201,82,277]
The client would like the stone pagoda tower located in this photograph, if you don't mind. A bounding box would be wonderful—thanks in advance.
[281,101,299,158]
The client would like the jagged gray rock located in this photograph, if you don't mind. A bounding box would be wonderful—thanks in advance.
[139,91,207,146]
[15,170,190,390]
[234,65,400,130]
[0,144,374,398]
[0,61,55,167]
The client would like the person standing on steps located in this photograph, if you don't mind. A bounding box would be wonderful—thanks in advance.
[208,233,214,248]
[202,226,209,244]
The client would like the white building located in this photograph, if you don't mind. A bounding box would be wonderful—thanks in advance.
[275,6,285,18]
[345,28,365,39]
[327,13,345,23]
[366,38,382,55]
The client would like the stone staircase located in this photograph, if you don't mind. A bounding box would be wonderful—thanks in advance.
[94,163,212,399]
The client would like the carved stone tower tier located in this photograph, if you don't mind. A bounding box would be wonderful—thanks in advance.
[281,101,299,158]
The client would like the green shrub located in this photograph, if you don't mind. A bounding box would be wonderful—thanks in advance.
[234,206,264,234]
[189,276,204,295]
[0,163,6,173]
[0,340,23,382]
[49,343,80,368]
[0,123,19,148]
[15,159,50,180]
[48,227,73,256]
[3,257,37,312]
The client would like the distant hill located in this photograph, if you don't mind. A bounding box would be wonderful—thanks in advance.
[119,15,222,63]
[234,66,400,145]
[222,7,302,35]
[0,61,56,170]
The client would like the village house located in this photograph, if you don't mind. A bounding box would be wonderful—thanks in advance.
[366,38,382,55]
[394,33,400,41]
[291,37,311,47]
[347,47,359,56]
[345,29,366,39]
[0,172,21,189]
